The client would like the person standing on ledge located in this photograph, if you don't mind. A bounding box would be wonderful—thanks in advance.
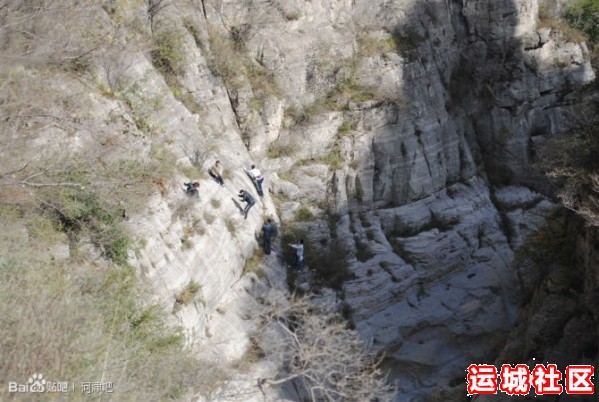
[261,219,275,254]
[289,239,304,270]
[238,189,255,220]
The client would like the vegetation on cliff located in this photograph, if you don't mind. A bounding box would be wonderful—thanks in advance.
[538,0,599,226]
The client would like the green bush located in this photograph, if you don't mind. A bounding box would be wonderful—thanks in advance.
[320,143,344,170]
[51,185,132,265]
[309,239,353,290]
[514,212,576,267]
[357,32,400,57]
[565,0,599,45]
[324,76,376,111]
[294,206,315,221]
[337,120,354,135]
[355,239,374,262]
[175,280,202,305]
[152,28,186,76]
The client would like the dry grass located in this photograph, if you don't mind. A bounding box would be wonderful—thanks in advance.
[294,206,315,221]
[0,3,231,399]
[207,25,282,98]
[204,210,216,225]
[210,198,221,209]
[0,0,108,70]
[0,207,224,400]
[243,247,266,278]
[175,280,202,305]
[233,337,266,371]
[267,142,295,159]
[357,31,400,58]
[538,16,587,44]
[225,217,237,236]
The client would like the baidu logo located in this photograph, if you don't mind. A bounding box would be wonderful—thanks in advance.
[8,373,69,393]
[28,373,46,393]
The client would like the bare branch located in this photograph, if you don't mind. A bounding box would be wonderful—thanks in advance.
[146,0,171,33]
[258,296,396,401]
[0,163,28,178]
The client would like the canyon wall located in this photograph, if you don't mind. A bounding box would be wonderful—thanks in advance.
[2,0,596,400]
[88,0,597,399]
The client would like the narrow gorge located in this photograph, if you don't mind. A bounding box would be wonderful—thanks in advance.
[1,0,598,401]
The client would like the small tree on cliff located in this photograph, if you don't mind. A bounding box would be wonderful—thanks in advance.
[259,297,396,402]
[538,100,599,226]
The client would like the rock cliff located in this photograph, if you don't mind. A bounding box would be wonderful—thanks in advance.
[1,0,596,400]
[206,0,593,399]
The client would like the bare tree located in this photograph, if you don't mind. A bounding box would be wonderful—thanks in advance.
[208,0,279,46]
[146,0,171,33]
[259,297,396,402]
[538,103,599,227]
[0,0,104,67]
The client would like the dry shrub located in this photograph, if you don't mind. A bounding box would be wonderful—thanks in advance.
[259,297,396,401]
[0,207,224,400]
[243,247,266,278]
[0,0,109,69]
[537,102,599,226]
[175,280,202,305]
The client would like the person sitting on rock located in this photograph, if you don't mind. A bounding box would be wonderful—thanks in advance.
[238,189,255,220]
[245,164,264,196]
[209,160,225,186]
[183,180,200,198]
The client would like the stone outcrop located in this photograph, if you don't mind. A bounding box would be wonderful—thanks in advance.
[97,0,596,399]
[195,0,594,399]
[3,0,596,400]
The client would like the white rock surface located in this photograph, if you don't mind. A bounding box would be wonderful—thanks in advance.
[4,0,592,400]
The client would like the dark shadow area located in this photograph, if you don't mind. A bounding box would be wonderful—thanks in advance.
[372,0,599,401]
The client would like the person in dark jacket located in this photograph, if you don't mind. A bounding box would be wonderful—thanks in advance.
[183,180,200,198]
[238,189,255,219]
[261,219,275,254]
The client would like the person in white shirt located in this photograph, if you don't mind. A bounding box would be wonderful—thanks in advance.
[246,164,264,196]
[289,239,304,270]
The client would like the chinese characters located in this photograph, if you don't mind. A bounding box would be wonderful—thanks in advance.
[467,364,595,396]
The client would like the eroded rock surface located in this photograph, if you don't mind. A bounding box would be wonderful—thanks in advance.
[3,0,595,400]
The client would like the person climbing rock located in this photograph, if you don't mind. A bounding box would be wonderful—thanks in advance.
[289,239,304,270]
[209,160,225,186]
[238,189,255,219]
[244,164,264,196]
[261,219,276,254]
[183,180,200,198]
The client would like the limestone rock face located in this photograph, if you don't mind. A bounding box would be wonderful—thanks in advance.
[5,0,594,400]
[191,0,594,400]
